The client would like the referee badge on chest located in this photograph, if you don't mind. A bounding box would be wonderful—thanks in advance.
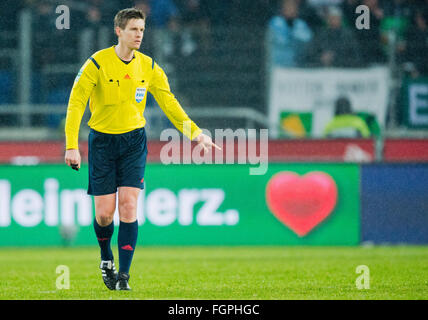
[135,87,146,103]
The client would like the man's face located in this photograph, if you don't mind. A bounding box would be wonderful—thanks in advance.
[116,18,145,50]
[282,2,298,19]
[328,15,342,29]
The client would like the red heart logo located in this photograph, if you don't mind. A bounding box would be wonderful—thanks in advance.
[266,171,338,237]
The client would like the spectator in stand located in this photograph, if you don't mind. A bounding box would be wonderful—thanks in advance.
[86,5,102,28]
[134,0,180,59]
[354,0,387,65]
[180,0,209,28]
[32,0,58,68]
[399,10,428,77]
[148,0,180,29]
[341,0,360,27]
[179,0,211,55]
[381,0,412,45]
[267,0,313,67]
[304,0,345,22]
[133,0,151,23]
[83,0,119,26]
[296,0,325,32]
[303,6,361,67]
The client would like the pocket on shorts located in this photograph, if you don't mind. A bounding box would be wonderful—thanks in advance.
[90,131,111,149]
[122,129,145,152]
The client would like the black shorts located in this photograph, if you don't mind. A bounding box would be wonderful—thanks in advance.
[87,127,148,196]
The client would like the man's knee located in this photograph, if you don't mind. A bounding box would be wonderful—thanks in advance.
[118,187,140,222]
[96,210,115,226]
[95,197,116,226]
[118,200,137,216]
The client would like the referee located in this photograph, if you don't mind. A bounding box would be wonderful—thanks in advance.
[64,8,219,290]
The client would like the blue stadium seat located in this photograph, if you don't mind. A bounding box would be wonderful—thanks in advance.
[30,72,42,104]
[0,70,14,104]
[46,87,68,128]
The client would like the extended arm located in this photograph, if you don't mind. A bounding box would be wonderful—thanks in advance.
[149,62,220,152]
[64,58,98,169]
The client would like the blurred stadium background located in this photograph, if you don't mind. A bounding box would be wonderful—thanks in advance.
[0,0,427,264]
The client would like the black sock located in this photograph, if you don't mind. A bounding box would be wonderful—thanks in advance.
[118,220,138,274]
[93,219,114,261]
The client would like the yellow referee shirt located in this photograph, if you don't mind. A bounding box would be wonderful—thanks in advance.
[65,46,202,150]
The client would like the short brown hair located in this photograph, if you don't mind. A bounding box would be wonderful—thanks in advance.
[114,8,146,30]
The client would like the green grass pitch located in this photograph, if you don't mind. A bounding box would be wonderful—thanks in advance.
[0,246,427,300]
